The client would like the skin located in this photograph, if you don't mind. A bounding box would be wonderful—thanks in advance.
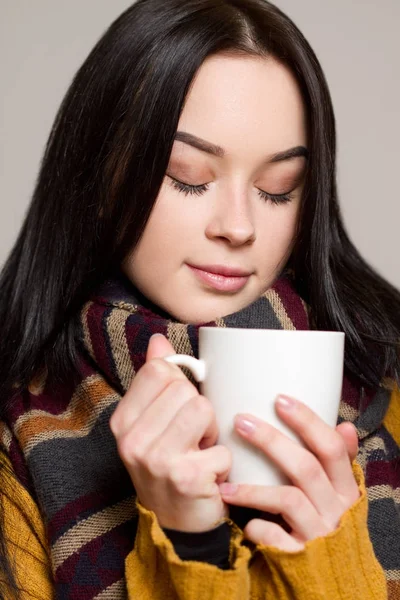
[112,54,360,549]
[123,53,307,323]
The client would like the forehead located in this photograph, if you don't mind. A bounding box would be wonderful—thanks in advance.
[177,53,307,157]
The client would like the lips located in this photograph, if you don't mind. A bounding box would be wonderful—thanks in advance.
[187,264,252,292]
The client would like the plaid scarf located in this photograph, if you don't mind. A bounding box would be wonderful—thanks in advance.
[2,271,399,599]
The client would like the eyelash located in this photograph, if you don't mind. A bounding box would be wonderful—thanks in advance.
[168,177,295,205]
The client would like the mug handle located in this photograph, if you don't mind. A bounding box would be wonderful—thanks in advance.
[164,355,206,382]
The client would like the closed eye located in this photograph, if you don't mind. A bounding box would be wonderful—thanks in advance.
[168,176,295,205]
[168,176,209,197]
[257,189,295,205]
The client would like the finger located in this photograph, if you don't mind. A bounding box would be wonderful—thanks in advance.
[146,334,176,362]
[110,358,187,437]
[156,395,219,454]
[336,422,359,463]
[170,445,232,497]
[125,379,199,450]
[244,519,303,552]
[219,483,329,540]
[112,333,179,435]
[234,413,345,524]
[273,395,360,499]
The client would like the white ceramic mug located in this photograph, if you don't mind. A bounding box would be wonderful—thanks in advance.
[165,327,345,486]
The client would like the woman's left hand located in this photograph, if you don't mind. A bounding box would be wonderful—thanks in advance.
[219,394,360,552]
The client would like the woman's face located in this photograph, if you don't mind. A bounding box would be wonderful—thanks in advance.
[123,54,308,323]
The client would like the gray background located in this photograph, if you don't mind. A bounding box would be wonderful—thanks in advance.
[1,1,399,287]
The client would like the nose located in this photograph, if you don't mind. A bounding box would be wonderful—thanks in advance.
[205,189,256,247]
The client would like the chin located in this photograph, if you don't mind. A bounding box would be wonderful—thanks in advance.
[170,295,253,325]
[163,303,221,325]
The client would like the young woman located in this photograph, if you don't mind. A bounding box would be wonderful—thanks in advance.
[0,0,399,598]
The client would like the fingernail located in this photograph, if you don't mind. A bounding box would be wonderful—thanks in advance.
[235,415,257,434]
[219,483,238,495]
[150,333,165,340]
[276,395,296,410]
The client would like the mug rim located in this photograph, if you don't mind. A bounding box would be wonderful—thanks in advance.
[199,327,345,336]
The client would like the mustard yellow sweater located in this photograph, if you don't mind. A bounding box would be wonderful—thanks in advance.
[0,453,387,599]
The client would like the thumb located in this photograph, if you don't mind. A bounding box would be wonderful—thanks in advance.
[146,334,176,362]
[336,422,359,463]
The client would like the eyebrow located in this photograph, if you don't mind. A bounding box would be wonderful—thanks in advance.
[174,131,308,163]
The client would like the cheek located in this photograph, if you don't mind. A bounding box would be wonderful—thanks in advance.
[126,189,201,274]
[283,208,300,244]
[154,188,208,246]
[260,204,300,251]
[138,195,182,254]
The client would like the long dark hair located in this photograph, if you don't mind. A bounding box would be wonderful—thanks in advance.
[0,0,399,594]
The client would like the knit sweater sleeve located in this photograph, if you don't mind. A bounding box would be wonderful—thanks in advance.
[126,503,252,599]
[249,461,387,599]
[0,453,54,599]
[0,454,387,599]
[126,461,387,600]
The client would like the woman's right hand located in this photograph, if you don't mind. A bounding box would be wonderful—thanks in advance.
[109,334,232,533]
